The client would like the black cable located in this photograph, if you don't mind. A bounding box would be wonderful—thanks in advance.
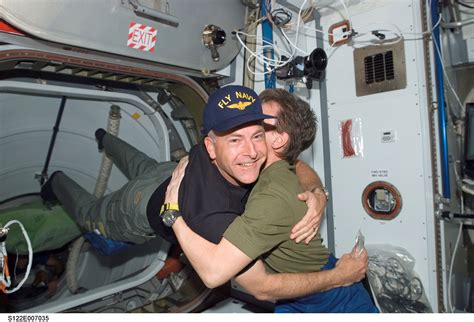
[0,193,40,206]
[271,8,292,27]
[372,30,386,40]
[40,96,67,185]
[457,0,474,9]
[441,211,474,219]
[451,213,474,219]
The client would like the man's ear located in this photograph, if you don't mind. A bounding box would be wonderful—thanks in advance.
[204,136,217,160]
[272,132,289,151]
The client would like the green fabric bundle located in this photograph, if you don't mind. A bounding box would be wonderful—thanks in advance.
[0,200,81,255]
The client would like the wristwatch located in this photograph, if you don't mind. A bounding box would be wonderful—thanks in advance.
[312,186,330,201]
[161,209,182,227]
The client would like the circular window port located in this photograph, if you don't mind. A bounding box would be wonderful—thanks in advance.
[362,181,402,220]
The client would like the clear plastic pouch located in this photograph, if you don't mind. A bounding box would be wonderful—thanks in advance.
[353,229,365,257]
[366,244,433,312]
[339,117,364,158]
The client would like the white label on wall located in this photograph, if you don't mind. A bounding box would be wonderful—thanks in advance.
[381,130,396,143]
[371,170,389,178]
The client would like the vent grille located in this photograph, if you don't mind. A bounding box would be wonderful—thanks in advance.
[353,40,406,97]
[364,50,394,85]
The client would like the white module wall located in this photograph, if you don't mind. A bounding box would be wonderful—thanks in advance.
[320,0,440,311]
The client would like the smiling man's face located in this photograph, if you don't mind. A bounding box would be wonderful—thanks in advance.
[204,123,267,186]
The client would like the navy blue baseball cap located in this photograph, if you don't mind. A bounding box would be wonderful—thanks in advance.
[202,85,275,135]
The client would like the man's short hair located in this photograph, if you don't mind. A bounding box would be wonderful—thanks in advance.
[260,89,317,163]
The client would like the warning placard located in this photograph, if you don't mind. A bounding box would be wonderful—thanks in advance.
[127,22,157,52]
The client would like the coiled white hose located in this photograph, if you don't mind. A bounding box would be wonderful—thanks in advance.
[3,220,33,293]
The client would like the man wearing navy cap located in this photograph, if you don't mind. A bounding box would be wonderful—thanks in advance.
[41,85,367,302]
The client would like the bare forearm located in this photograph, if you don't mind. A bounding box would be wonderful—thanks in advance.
[236,253,368,301]
[172,218,250,288]
[240,269,344,301]
[172,219,224,288]
[295,160,322,191]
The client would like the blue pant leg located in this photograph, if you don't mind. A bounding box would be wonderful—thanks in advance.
[275,254,379,313]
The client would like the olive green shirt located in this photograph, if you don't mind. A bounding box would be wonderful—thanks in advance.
[224,160,329,274]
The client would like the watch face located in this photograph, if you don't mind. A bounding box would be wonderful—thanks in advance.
[161,209,181,227]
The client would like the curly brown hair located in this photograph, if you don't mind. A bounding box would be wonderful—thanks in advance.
[259,89,317,163]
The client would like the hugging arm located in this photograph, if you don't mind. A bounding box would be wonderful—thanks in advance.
[295,159,323,191]
[292,160,328,243]
[235,249,369,301]
[172,218,253,288]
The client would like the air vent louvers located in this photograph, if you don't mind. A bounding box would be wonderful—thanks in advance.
[354,40,406,96]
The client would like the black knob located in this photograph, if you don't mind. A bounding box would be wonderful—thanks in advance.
[213,29,226,45]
